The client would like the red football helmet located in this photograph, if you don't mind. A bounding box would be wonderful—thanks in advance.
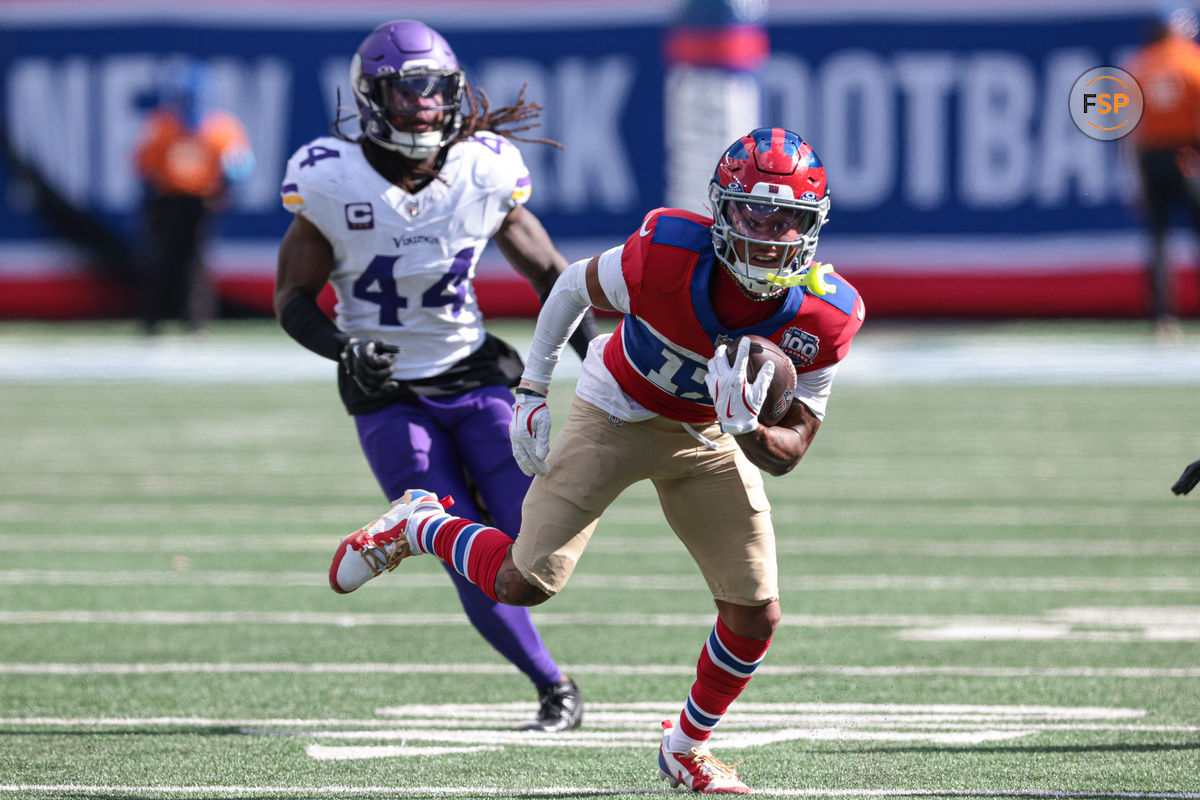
[708,128,830,296]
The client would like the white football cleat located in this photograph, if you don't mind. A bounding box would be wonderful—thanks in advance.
[657,720,750,794]
[329,489,451,594]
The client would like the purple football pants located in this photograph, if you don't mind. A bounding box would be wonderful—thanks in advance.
[354,384,563,690]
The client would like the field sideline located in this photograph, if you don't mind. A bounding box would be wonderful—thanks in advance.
[0,319,1197,799]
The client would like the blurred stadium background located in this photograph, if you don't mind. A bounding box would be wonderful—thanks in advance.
[3,0,1196,321]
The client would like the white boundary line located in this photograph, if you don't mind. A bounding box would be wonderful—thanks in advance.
[5,337,1200,385]
[2,662,1198,679]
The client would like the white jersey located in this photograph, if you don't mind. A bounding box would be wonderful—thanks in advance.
[280,132,532,380]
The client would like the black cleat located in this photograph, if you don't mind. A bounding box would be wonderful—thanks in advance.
[1172,459,1200,495]
[521,677,583,732]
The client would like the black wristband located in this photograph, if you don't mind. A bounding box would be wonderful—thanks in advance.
[279,293,349,362]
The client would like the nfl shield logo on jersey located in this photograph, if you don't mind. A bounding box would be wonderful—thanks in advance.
[779,326,820,367]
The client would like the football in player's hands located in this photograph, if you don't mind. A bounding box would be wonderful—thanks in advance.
[727,335,797,426]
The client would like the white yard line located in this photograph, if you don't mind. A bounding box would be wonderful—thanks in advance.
[301,731,1039,753]
[2,705,1189,732]
[4,531,1199,553]
[5,702,1197,752]
[0,701,1167,728]
[6,786,1194,798]
[2,662,1199,678]
[4,701,1198,782]
[306,744,504,758]
[2,533,1197,554]
[1,569,1197,592]
[6,607,1199,642]
[2,607,1198,631]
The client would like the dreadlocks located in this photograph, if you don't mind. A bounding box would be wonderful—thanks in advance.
[330,82,560,186]
[454,82,561,149]
[402,82,559,184]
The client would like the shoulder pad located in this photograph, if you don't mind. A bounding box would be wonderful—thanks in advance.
[646,208,713,252]
[460,134,531,205]
[807,272,860,316]
[281,137,348,213]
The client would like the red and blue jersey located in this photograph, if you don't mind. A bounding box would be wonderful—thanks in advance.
[602,208,864,424]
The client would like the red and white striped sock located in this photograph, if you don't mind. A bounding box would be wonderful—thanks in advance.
[405,512,513,603]
[669,616,771,752]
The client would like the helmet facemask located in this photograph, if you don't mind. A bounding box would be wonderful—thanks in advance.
[352,56,464,160]
[709,183,829,297]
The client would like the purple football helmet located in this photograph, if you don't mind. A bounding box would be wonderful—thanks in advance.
[350,20,465,159]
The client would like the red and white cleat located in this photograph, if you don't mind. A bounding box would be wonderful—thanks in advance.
[657,720,750,794]
[329,489,451,594]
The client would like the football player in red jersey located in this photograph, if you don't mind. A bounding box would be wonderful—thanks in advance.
[328,127,865,794]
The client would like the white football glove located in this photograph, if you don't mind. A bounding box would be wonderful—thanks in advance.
[705,338,775,436]
[510,390,552,477]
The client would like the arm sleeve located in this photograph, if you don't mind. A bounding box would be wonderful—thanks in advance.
[535,282,598,362]
[520,257,594,391]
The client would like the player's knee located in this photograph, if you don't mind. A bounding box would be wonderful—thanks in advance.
[496,573,552,606]
[760,601,782,637]
[717,598,780,642]
[494,559,553,607]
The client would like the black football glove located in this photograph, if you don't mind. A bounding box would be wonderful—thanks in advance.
[340,338,400,394]
[1171,459,1200,495]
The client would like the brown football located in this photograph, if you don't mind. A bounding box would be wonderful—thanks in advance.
[725,335,798,426]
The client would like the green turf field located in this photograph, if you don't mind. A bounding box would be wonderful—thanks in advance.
[0,319,1197,799]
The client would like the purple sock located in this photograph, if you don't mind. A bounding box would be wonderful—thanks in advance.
[441,563,562,688]
[354,387,564,689]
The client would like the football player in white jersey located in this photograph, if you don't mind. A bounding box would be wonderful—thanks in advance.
[275,19,594,732]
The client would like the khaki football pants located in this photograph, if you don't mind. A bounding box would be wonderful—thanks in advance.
[512,397,778,606]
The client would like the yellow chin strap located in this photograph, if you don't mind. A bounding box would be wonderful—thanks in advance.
[764,261,835,295]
